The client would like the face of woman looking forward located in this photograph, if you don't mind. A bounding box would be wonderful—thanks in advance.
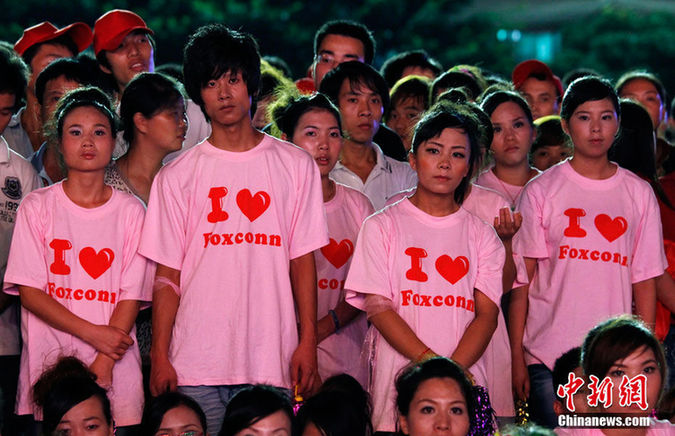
[399,377,470,436]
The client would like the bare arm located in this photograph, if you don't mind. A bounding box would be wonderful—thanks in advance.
[289,252,319,395]
[655,272,675,313]
[369,309,435,361]
[317,299,362,343]
[19,285,133,360]
[450,289,498,370]
[494,208,522,293]
[149,264,181,396]
[507,257,536,400]
[633,277,656,330]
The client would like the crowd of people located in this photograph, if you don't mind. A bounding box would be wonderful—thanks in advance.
[0,8,674,436]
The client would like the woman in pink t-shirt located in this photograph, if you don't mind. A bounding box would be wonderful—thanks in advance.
[272,93,373,386]
[4,87,150,433]
[510,77,665,428]
[475,91,541,210]
[345,103,504,432]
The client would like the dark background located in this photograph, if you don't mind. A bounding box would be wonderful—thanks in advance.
[2,0,673,95]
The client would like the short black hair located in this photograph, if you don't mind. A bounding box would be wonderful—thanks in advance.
[183,24,261,121]
[120,72,185,144]
[296,391,369,436]
[388,75,431,116]
[21,34,78,71]
[552,347,582,401]
[95,30,155,71]
[219,385,292,436]
[0,45,29,110]
[262,55,292,79]
[319,60,390,114]
[481,90,534,126]
[561,76,620,122]
[35,58,93,105]
[271,92,341,139]
[431,70,483,101]
[380,49,442,88]
[314,20,375,64]
[615,70,667,107]
[141,391,207,436]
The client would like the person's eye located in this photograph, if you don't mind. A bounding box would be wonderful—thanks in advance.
[207,80,217,88]
[371,97,381,105]
[51,96,61,103]
[540,96,550,102]
[347,97,358,104]
[453,151,466,158]
[610,369,624,377]
[95,129,108,136]
[644,365,658,374]
[86,423,100,431]
[229,76,239,84]
[407,113,419,120]
[426,147,439,154]
[55,429,71,436]
[451,407,465,415]
[538,151,548,157]
[514,121,525,128]
[305,130,317,137]
[319,54,332,64]
[390,113,399,120]
[602,114,615,121]
[329,131,341,138]
[421,406,434,414]
[138,36,148,43]
[68,129,81,136]
[493,126,502,133]
[577,114,589,121]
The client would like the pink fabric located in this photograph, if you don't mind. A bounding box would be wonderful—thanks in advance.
[475,166,540,209]
[3,183,150,425]
[345,199,505,432]
[316,183,373,386]
[513,161,666,371]
[139,135,328,388]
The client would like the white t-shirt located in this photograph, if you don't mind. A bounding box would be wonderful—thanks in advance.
[316,182,373,386]
[345,199,505,432]
[330,143,417,211]
[4,183,150,425]
[0,138,40,356]
[513,161,666,370]
[139,134,328,389]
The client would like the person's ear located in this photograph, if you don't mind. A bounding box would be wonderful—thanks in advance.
[561,118,570,136]
[398,415,410,435]
[553,400,565,416]
[408,150,417,171]
[99,62,112,75]
[133,112,149,135]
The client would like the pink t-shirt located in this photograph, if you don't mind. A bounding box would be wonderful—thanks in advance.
[3,183,150,425]
[139,135,328,388]
[513,161,666,370]
[475,166,540,209]
[345,199,505,432]
[316,183,373,386]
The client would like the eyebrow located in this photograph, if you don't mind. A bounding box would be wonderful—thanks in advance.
[302,124,340,129]
[612,358,658,368]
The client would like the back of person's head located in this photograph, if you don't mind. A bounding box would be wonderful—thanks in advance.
[141,391,207,436]
[532,115,570,152]
[561,76,620,122]
[610,99,658,179]
[296,390,369,436]
[562,68,600,89]
[271,92,341,139]
[431,70,483,102]
[317,374,372,434]
[263,55,292,79]
[259,61,294,102]
[183,24,261,117]
[0,45,29,110]
[581,316,666,383]
[35,58,93,105]
[395,357,476,431]
[615,70,668,107]
[120,72,185,144]
[314,20,375,64]
[219,385,293,436]
[389,75,430,114]
[155,63,184,84]
[319,60,390,114]
[380,50,442,88]
[32,356,112,436]
[411,102,481,204]
[481,90,534,125]
[434,88,469,105]
[552,347,582,397]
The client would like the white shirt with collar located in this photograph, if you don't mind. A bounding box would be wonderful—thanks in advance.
[0,136,40,355]
[330,143,417,211]
[3,108,34,159]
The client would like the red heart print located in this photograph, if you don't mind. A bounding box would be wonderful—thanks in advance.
[435,255,469,285]
[236,189,271,222]
[594,214,627,242]
[320,238,354,269]
[79,247,115,279]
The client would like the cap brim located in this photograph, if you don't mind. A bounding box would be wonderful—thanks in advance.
[57,22,93,54]
[97,26,153,54]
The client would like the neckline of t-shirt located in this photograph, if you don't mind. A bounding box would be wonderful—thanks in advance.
[56,181,117,216]
[199,133,271,160]
[560,160,622,190]
[400,197,466,227]
[324,181,344,211]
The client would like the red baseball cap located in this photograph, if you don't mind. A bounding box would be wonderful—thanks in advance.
[93,9,153,55]
[512,59,564,98]
[14,21,93,56]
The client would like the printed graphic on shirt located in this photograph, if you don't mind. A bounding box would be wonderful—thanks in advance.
[203,187,281,248]
[2,176,22,200]
[401,246,474,311]
[47,238,117,305]
[559,208,629,266]
[321,238,354,269]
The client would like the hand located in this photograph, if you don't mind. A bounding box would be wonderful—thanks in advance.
[494,208,523,241]
[512,352,530,401]
[83,325,133,360]
[89,354,114,389]
[150,355,178,396]
[290,341,319,396]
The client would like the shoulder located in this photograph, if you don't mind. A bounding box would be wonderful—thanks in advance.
[263,134,315,164]
[470,184,508,203]
[616,166,653,192]
[338,183,373,210]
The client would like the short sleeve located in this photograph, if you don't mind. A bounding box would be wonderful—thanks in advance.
[119,202,152,302]
[287,153,329,259]
[474,223,505,306]
[139,168,187,270]
[513,183,548,259]
[345,214,393,310]
[4,194,47,293]
[630,186,667,283]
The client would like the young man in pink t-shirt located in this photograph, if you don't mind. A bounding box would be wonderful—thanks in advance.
[139,24,328,435]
